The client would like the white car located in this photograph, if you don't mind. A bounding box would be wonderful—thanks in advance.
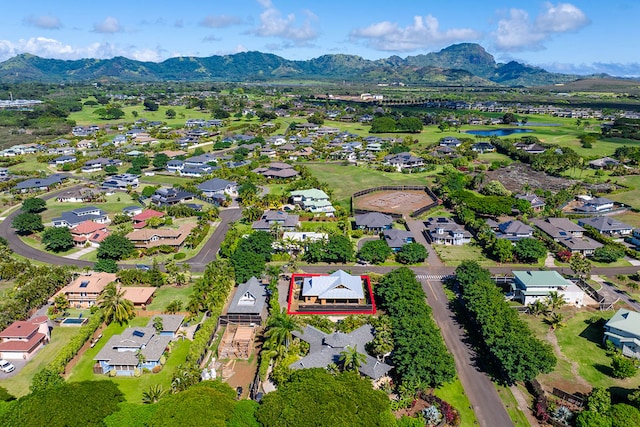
[0,359,15,373]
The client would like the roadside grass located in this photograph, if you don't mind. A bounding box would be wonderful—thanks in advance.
[39,193,140,223]
[305,162,439,210]
[145,284,194,312]
[21,234,83,257]
[67,316,192,403]
[610,175,640,209]
[609,211,640,228]
[494,384,531,427]
[433,243,496,267]
[1,327,81,397]
[433,378,478,427]
[554,258,632,268]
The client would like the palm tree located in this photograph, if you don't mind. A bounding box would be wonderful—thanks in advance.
[546,291,566,313]
[142,384,166,404]
[546,312,566,330]
[339,345,366,372]
[528,300,549,317]
[98,283,135,325]
[264,310,301,361]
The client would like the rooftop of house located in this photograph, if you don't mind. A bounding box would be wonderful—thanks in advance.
[605,309,640,337]
[227,277,268,315]
[513,270,570,288]
[302,270,365,300]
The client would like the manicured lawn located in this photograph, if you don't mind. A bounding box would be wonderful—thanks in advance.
[146,284,194,312]
[40,193,140,223]
[67,316,192,403]
[433,378,478,427]
[432,242,496,267]
[138,173,194,186]
[494,384,530,427]
[2,327,81,397]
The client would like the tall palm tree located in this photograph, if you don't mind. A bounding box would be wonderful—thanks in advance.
[98,283,135,325]
[339,345,366,372]
[264,310,301,360]
[546,291,566,313]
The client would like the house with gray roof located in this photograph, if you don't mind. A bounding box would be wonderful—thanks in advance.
[94,327,171,376]
[515,193,545,212]
[52,206,109,228]
[13,174,68,193]
[494,220,533,242]
[604,309,640,359]
[578,216,633,236]
[575,197,615,213]
[289,324,392,380]
[382,152,424,171]
[197,178,237,198]
[221,277,268,325]
[425,217,472,246]
[382,229,415,251]
[148,315,184,338]
[355,212,393,233]
[252,210,299,232]
[532,218,603,256]
[302,270,365,305]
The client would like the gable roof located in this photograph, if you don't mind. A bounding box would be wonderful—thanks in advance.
[302,270,364,300]
[355,212,393,229]
[578,216,632,232]
[605,309,640,338]
[513,270,569,288]
[197,178,236,193]
[227,277,267,315]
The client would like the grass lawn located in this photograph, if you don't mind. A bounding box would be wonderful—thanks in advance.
[432,242,496,267]
[494,384,531,427]
[40,193,140,223]
[1,327,81,397]
[433,378,478,427]
[305,162,439,210]
[138,173,194,186]
[67,316,192,403]
[145,284,194,312]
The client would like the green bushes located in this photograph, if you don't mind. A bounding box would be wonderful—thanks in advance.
[173,252,186,260]
[455,261,556,383]
[46,311,104,374]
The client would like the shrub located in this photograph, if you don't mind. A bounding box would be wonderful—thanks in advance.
[173,252,186,260]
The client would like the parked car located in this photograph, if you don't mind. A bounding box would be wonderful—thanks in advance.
[136,264,151,271]
[0,359,15,373]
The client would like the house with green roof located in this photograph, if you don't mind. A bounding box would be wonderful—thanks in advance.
[290,188,335,216]
[512,270,585,306]
[604,308,640,359]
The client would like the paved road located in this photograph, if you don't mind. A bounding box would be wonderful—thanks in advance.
[187,207,242,270]
[420,277,513,427]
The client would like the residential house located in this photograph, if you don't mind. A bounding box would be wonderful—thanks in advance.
[382,229,415,251]
[589,157,620,169]
[578,216,633,236]
[120,287,156,308]
[290,188,335,216]
[220,277,268,326]
[70,220,110,247]
[471,142,495,153]
[150,188,194,206]
[575,197,616,213]
[252,211,299,232]
[511,270,585,306]
[383,152,424,171]
[132,209,165,228]
[515,193,546,212]
[425,217,472,246]
[122,206,143,217]
[301,270,365,305]
[52,206,109,228]
[49,155,76,166]
[354,212,393,233]
[289,324,392,380]
[52,272,117,308]
[532,218,603,256]
[439,136,462,148]
[197,178,238,198]
[252,162,299,179]
[56,187,101,203]
[94,327,172,376]
[604,309,640,359]
[494,220,533,242]
[101,173,139,191]
[514,142,546,154]
[126,224,195,249]
[166,159,184,173]
[0,316,50,360]
[147,315,184,338]
[13,174,68,193]
[81,158,122,173]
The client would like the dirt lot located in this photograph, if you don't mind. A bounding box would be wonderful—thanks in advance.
[354,190,435,215]
[485,163,578,193]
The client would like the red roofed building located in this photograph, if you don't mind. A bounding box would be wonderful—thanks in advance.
[0,316,50,360]
[132,209,165,229]
[70,220,110,247]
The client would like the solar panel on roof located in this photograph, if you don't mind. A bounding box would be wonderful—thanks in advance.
[80,281,89,288]
[132,330,145,338]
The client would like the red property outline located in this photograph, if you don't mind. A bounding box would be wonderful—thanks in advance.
[286,273,377,316]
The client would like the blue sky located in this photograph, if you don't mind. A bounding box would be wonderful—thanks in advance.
[1,1,639,76]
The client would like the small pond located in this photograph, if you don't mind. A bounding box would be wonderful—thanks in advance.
[465,128,534,137]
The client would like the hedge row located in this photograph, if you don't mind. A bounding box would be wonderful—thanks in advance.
[47,311,104,374]
[185,308,221,367]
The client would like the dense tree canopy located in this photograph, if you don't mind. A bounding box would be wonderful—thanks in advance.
[395,242,428,264]
[21,197,46,213]
[97,234,135,260]
[358,240,392,264]
[256,369,394,427]
[41,226,74,252]
[12,212,44,235]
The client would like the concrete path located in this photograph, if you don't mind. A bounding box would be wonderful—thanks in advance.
[544,252,555,267]
[64,246,96,260]
[405,218,444,268]
[420,277,513,427]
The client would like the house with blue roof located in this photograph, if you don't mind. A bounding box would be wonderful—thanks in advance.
[52,206,109,228]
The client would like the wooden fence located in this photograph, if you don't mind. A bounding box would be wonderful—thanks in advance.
[351,185,439,218]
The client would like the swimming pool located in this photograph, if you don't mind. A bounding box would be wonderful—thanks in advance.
[60,317,89,326]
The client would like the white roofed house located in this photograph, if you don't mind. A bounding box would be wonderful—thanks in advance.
[290,188,335,216]
[604,309,640,359]
[301,270,365,305]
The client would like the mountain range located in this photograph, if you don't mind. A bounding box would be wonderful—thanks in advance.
[0,43,607,87]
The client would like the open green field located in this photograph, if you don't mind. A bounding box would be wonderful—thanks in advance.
[433,241,545,268]
[433,378,478,427]
[40,193,140,223]
[68,104,213,128]
[2,327,81,397]
[146,284,194,312]
[305,162,439,210]
[67,316,191,403]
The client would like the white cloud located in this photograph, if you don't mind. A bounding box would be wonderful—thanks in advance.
[0,37,163,62]
[250,0,317,43]
[199,15,243,28]
[542,61,640,77]
[24,15,62,30]
[493,3,590,51]
[349,15,481,52]
[93,16,123,34]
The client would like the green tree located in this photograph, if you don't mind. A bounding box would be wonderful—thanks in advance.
[546,312,565,330]
[165,109,176,119]
[587,387,611,414]
[528,299,548,316]
[94,258,118,273]
[370,117,397,133]
[576,411,612,427]
[546,291,566,312]
[94,106,125,120]
[165,299,183,314]
[395,242,427,264]
[143,99,159,111]
[593,245,626,263]
[514,238,547,263]
[21,197,46,213]
[30,368,65,393]
[339,345,367,372]
[263,310,301,361]
[97,234,135,260]
[358,240,392,264]
[142,384,166,404]
[491,238,514,263]
[99,282,135,325]
[502,112,516,124]
[570,253,592,279]
[41,226,74,252]
[481,180,511,196]
[153,153,170,169]
[611,355,637,379]
[104,165,118,175]
[12,212,44,235]
[611,403,640,427]
[325,234,355,263]
[52,294,70,314]
[152,317,164,333]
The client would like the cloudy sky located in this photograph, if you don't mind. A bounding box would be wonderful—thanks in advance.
[2,1,639,76]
